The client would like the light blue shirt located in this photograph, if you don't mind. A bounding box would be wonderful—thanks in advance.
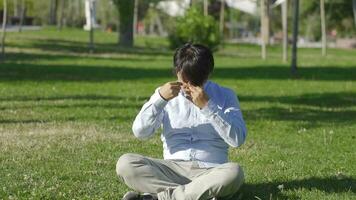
[132,81,247,168]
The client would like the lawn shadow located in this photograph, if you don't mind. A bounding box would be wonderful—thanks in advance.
[0,94,148,102]
[239,92,356,127]
[240,92,356,109]
[244,106,356,127]
[1,61,356,82]
[0,95,149,124]
[2,49,356,81]
[240,176,355,200]
[8,39,172,56]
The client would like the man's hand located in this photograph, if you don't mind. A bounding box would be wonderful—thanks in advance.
[159,81,183,101]
[184,83,209,109]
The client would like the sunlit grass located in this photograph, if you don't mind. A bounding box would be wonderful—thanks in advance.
[0,27,355,199]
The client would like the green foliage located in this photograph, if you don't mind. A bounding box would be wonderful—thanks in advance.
[301,0,356,38]
[168,7,220,50]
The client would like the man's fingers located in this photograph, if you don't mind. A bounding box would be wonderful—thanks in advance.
[188,83,202,92]
[171,85,182,91]
[169,81,183,86]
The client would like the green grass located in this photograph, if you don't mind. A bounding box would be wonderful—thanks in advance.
[0,27,355,199]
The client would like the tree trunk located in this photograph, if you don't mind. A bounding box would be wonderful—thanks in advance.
[219,0,225,41]
[291,0,299,77]
[190,0,194,7]
[57,0,65,30]
[89,0,94,53]
[320,0,326,56]
[49,0,58,25]
[353,0,356,28]
[1,0,7,61]
[14,0,19,17]
[18,0,26,32]
[133,0,139,37]
[117,0,135,47]
[261,0,269,59]
[204,0,208,16]
[282,0,288,62]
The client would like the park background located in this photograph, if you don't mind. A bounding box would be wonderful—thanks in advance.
[0,0,355,199]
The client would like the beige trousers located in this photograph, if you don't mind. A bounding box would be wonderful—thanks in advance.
[116,153,244,200]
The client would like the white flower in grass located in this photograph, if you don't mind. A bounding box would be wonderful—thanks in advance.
[277,184,284,190]
[297,128,307,133]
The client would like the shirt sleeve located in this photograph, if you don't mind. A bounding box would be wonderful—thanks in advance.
[200,89,247,147]
[132,88,167,140]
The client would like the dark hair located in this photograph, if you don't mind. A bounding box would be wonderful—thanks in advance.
[173,43,214,86]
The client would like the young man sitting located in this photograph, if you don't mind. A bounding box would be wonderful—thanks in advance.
[116,43,247,200]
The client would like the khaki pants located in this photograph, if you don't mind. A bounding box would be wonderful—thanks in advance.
[116,153,244,200]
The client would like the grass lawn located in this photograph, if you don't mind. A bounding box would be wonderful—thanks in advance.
[0,27,355,199]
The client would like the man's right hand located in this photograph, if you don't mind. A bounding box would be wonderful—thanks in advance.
[158,81,183,101]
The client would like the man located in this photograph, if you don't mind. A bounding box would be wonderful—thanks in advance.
[116,43,247,200]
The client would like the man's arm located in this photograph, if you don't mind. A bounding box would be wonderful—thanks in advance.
[132,81,182,139]
[187,85,247,147]
[200,90,247,147]
[132,89,167,140]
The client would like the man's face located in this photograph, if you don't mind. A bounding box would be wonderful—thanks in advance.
[177,71,189,85]
[176,71,192,99]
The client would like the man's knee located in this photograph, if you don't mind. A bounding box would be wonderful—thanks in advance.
[219,163,244,189]
[116,153,144,179]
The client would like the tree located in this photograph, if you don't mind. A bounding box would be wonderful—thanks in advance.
[260,0,270,60]
[57,0,65,30]
[353,0,356,28]
[291,0,299,77]
[113,0,135,47]
[49,0,58,25]
[133,0,139,37]
[89,0,94,53]
[1,0,7,61]
[18,0,26,32]
[219,0,225,41]
[282,0,288,62]
[320,0,326,56]
[168,7,220,50]
[204,0,208,16]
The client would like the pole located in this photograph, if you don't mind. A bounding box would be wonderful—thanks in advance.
[89,0,94,53]
[291,0,299,76]
[320,0,326,56]
[1,0,7,60]
[219,0,225,40]
[204,0,208,16]
[261,0,268,59]
[18,0,25,32]
[353,0,356,28]
[133,0,138,37]
[282,0,288,62]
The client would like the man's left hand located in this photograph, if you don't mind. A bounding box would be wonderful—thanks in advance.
[184,83,209,109]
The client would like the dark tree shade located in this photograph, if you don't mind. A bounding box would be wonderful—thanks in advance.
[113,0,135,47]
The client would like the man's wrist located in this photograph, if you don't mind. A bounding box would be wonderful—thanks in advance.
[153,89,168,109]
[158,89,169,101]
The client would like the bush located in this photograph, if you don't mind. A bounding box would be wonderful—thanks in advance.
[168,7,220,51]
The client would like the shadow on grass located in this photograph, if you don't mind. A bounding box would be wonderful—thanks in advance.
[0,95,147,124]
[244,106,356,125]
[1,62,356,81]
[240,92,356,108]
[0,93,355,125]
[240,176,355,200]
[8,39,172,56]
[0,94,148,102]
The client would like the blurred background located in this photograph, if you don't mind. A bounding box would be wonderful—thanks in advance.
[1,0,356,51]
